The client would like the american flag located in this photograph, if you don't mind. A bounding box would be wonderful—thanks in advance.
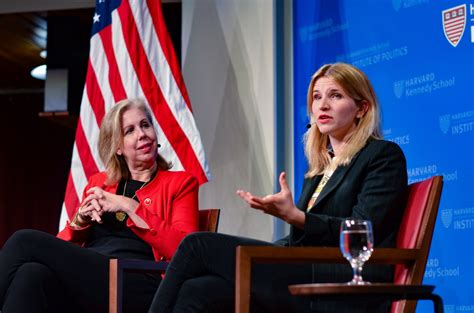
[60,0,210,228]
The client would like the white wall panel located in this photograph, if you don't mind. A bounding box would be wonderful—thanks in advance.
[182,0,275,240]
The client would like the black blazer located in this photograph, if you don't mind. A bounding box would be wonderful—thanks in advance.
[277,139,407,250]
[273,139,407,313]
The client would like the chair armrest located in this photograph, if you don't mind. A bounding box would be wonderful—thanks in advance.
[369,248,420,264]
[235,246,420,313]
[235,246,344,313]
[109,259,169,313]
[111,258,169,271]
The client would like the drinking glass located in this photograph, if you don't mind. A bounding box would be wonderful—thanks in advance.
[339,219,374,285]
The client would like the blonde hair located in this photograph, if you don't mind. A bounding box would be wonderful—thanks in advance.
[98,98,171,184]
[304,63,381,177]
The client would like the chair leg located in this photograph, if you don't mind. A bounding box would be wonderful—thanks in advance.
[109,259,123,313]
[235,248,252,313]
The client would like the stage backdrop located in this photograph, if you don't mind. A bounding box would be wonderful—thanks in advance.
[293,1,473,311]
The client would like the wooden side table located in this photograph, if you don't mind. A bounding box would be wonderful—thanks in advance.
[288,283,443,313]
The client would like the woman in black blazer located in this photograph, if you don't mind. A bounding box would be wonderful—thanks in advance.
[149,63,407,313]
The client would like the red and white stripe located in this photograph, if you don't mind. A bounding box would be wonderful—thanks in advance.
[60,0,210,228]
[443,5,466,46]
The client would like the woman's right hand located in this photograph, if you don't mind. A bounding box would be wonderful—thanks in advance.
[77,199,104,224]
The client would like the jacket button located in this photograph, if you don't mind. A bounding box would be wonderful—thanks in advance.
[150,228,157,236]
[144,198,152,206]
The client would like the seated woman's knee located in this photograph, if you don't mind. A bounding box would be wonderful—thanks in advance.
[4,229,45,249]
[181,232,215,247]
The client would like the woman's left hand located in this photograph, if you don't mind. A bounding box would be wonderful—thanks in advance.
[236,172,305,228]
[83,187,138,215]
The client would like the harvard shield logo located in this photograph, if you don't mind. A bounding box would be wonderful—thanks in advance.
[441,209,453,228]
[439,114,451,134]
[299,27,308,43]
[393,80,405,99]
[442,4,466,47]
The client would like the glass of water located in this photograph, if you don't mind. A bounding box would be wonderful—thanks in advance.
[340,219,374,285]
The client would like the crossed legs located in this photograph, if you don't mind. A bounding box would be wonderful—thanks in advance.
[149,232,312,313]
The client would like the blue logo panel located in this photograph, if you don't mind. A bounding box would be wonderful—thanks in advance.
[293,1,474,311]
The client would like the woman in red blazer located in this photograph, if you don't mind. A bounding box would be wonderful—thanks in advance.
[0,98,199,313]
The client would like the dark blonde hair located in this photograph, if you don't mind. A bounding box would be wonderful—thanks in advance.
[98,98,171,184]
[304,63,381,177]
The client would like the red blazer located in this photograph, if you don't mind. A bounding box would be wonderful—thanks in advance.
[57,170,199,261]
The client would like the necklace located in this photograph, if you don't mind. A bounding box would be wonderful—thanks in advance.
[115,179,148,222]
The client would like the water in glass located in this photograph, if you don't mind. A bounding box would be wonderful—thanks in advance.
[340,219,374,285]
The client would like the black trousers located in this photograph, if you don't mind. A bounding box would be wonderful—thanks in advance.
[0,229,160,313]
[149,232,391,313]
[149,233,313,313]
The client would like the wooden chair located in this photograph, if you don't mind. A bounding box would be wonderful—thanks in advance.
[235,176,443,313]
[109,208,220,313]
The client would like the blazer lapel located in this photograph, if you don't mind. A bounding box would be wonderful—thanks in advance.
[311,165,350,209]
[310,146,366,210]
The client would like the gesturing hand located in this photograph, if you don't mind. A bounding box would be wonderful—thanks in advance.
[236,172,305,227]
